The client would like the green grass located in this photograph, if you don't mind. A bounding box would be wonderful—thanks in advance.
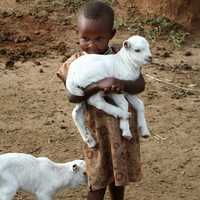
[117,15,189,48]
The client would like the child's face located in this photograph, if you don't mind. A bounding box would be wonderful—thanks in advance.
[78,15,115,54]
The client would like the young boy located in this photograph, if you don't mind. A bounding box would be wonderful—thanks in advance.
[57,1,145,200]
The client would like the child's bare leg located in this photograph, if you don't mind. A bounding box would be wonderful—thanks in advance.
[72,103,96,148]
[126,95,150,137]
[88,93,130,119]
[87,188,106,200]
[109,182,125,200]
[110,94,132,140]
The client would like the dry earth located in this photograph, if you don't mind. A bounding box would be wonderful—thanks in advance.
[0,1,200,200]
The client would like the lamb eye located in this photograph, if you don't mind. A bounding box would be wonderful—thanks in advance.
[135,49,141,53]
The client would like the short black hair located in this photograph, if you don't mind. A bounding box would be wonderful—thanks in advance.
[78,0,114,29]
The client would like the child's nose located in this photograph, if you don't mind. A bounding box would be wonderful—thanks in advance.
[88,40,97,49]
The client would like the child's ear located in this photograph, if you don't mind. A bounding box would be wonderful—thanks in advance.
[110,28,116,39]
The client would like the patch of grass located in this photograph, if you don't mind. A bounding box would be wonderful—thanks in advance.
[123,16,189,47]
[115,17,127,29]
[32,0,87,14]
[63,0,88,13]
[145,16,189,47]
[168,30,189,47]
[104,0,114,5]
[145,16,177,34]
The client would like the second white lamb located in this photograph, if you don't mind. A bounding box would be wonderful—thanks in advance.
[0,153,87,200]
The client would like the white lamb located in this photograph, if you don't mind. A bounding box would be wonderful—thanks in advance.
[66,35,152,148]
[0,153,87,200]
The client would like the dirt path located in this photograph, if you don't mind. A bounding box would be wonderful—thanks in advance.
[0,1,200,200]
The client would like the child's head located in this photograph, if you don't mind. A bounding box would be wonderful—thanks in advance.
[77,0,116,54]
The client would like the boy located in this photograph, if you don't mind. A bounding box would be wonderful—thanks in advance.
[57,1,144,199]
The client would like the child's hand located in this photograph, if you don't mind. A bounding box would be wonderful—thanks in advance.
[83,82,99,98]
[97,78,124,93]
[56,62,68,83]
[83,78,124,99]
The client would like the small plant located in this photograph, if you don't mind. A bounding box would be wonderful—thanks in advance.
[169,30,189,48]
[145,28,160,41]
[63,0,88,13]
[144,16,189,47]
[115,17,127,29]
[104,0,114,5]
[146,16,178,34]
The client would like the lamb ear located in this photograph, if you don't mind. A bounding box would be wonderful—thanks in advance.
[123,40,130,49]
[72,164,80,172]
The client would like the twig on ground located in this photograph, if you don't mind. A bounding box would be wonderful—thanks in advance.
[144,73,200,94]
[152,134,167,141]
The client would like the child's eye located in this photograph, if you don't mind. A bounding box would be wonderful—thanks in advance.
[81,37,89,41]
[135,49,141,53]
[95,37,103,42]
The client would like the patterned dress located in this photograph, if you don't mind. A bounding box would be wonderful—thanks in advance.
[61,48,142,191]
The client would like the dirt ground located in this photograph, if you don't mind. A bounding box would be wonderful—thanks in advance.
[0,1,200,200]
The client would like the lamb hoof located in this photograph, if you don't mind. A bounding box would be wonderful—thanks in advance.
[141,131,151,138]
[122,132,133,141]
[138,126,150,138]
[85,129,96,148]
[142,134,150,139]
[86,138,96,148]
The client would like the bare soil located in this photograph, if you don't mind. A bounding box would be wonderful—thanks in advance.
[0,1,200,200]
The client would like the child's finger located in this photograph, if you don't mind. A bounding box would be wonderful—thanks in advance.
[116,87,121,93]
[111,85,117,91]
[104,87,110,93]
[111,85,121,92]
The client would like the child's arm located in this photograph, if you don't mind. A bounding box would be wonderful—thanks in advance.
[67,91,85,103]
[95,73,145,94]
[118,73,145,94]
[67,73,145,103]
[67,84,99,103]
